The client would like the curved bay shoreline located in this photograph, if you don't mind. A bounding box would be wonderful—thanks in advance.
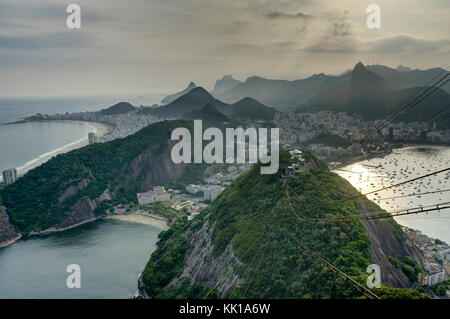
[0,212,168,249]
[0,121,110,184]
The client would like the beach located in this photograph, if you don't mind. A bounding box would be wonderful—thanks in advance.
[2,121,110,180]
[105,211,169,230]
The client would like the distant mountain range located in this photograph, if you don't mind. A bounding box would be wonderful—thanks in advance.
[211,74,342,107]
[299,63,450,124]
[161,81,197,105]
[211,64,449,111]
[148,87,230,118]
[211,75,242,96]
[155,62,448,125]
[147,87,280,122]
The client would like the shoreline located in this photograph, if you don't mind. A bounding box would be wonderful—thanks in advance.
[0,234,22,249]
[0,212,168,249]
[27,216,102,237]
[105,212,169,230]
[0,120,110,183]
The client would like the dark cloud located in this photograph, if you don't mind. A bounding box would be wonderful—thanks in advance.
[266,10,311,19]
[332,22,351,37]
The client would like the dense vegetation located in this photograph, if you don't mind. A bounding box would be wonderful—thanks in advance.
[0,120,204,232]
[142,151,427,299]
[140,202,180,223]
[388,256,422,282]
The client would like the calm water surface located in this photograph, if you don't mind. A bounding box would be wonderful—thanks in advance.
[0,219,162,299]
[335,146,450,243]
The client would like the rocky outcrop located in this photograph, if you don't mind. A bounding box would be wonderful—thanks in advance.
[0,206,20,247]
[168,220,240,298]
[360,203,418,288]
[161,82,197,104]
[52,141,188,231]
[59,172,94,204]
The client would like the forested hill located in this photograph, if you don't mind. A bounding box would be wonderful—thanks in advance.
[0,120,202,233]
[141,151,427,299]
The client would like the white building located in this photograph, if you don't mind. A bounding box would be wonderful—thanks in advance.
[2,168,17,186]
[137,186,170,205]
[427,270,447,286]
[88,132,98,144]
[203,186,224,201]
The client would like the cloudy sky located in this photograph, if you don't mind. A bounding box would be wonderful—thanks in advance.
[0,0,449,98]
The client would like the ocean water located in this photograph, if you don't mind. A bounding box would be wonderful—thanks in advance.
[0,97,114,176]
[335,146,450,243]
[0,219,161,299]
[0,121,95,174]
[0,95,165,175]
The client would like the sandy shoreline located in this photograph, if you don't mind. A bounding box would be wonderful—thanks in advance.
[0,212,168,249]
[0,121,110,182]
[105,212,169,230]
[0,234,22,249]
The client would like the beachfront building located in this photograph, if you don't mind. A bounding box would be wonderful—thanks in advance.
[137,186,171,205]
[88,132,98,144]
[2,168,17,186]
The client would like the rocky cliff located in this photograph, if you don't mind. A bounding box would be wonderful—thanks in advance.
[0,206,20,247]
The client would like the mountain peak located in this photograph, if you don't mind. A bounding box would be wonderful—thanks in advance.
[350,62,387,89]
[212,75,242,96]
[161,81,198,104]
[353,61,365,72]
[246,76,265,83]
[396,65,412,72]
[100,101,135,115]
[231,97,278,121]
[186,86,211,96]
[150,86,229,118]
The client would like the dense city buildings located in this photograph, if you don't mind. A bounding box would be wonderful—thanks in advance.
[405,228,450,287]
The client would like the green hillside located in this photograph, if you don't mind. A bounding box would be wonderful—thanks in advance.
[141,151,427,299]
[0,120,202,232]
